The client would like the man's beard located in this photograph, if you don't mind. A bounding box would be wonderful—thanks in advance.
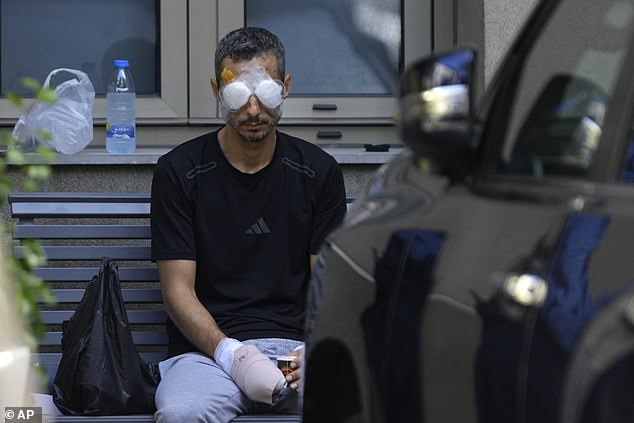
[238,123,271,144]
[233,113,281,144]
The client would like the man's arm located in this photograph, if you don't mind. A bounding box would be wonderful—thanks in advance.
[158,259,287,403]
[158,259,226,357]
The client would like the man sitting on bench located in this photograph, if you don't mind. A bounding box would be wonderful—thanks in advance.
[150,27,347,423]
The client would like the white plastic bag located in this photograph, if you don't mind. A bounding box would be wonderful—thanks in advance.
[12,68,95,154]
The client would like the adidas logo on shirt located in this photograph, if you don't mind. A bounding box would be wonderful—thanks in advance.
[245,217,271,235]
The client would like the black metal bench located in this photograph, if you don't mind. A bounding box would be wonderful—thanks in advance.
[9,192,303,423]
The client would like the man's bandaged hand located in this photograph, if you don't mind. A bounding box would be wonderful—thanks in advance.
[214,338,286,404]
[231,345,287,404]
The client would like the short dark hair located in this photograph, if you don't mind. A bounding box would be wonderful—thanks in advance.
[214,27,286,83]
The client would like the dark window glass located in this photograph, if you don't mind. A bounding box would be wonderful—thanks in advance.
[498,0,633,178]
[0,0,158,96]
[246,0,401,96]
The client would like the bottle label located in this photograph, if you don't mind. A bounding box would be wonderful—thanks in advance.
[106,123,135,139]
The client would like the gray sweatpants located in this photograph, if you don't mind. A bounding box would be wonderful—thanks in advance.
[154,338,303,423]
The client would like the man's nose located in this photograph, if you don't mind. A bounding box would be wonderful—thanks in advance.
[245,95,261,115]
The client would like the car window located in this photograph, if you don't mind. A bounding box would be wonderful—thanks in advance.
[620,128,634,182]
[498,0,634,178]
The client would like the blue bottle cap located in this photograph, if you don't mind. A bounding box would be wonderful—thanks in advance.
[114,59,129,68]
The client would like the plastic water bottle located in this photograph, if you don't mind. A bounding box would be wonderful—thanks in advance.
[106,59,136,154]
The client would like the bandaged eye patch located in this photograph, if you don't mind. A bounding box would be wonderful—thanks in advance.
[220,78,284,111]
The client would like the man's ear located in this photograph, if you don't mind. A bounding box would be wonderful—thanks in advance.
[283,74,292,98]
[210,78,221,101]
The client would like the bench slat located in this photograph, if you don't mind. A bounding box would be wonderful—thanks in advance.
[16,246,152,261]
[35,267,158,282]
[43,416,155,423]
[39,411,299,423]
[50,288,162,303]
[46,415,301,423]
[42,310,166,325]
[11,192,352,204]
[34,352,166,366]
[41,331,168,346]
[11,202,150,218]
[9,192,151,203]
[15,225,151,239]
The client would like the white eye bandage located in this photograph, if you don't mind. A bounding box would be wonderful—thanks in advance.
[221,79,284,111]
[219,63,285,113]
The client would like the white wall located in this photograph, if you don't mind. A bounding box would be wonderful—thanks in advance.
[483,0,539,83]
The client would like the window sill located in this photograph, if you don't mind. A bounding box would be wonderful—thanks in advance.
[17,146,405,166]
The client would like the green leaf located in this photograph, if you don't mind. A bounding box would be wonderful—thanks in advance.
[0,179,12,198]
[6,92,23,108]
[20,77,41,93]
[0,81,56,349]
[27,165,51,180]
[18,293,31,318]
[35,146,56,162]
[6,148,26,165]
[23,240,47,265]
[4,132,17,149]
[34,128,52,142]
[37,287,56,305]
[24,251,42,269]
[20,272,44,290]
[37,88,57,105]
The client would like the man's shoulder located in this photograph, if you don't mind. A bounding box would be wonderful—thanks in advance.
[158,131,217,167]
[277,131,338,166]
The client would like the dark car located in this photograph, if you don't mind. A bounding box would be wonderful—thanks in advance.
[303,0,634,422]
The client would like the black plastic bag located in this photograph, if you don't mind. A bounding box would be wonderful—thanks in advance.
[52,258,160,415]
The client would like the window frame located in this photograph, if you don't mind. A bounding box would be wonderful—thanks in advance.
[187,0,433,125]
[0,0,466,151]
[0,0,188,125]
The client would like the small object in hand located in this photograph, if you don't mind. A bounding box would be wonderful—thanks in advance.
[276,355,295,376]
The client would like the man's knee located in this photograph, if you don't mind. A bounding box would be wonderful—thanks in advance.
[155,387,246,423]
[155,401,223,423]
[155,352,248,422]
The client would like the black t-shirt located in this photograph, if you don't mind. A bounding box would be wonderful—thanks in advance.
[151,129,346,357]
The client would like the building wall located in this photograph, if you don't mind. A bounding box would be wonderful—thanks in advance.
[483,0,540,83]
[7,0,541,198]
[8,163,379,200]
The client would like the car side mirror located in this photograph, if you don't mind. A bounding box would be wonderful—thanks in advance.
[397,48,477,175]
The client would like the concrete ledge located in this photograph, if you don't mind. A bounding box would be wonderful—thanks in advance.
[19,146,405,166]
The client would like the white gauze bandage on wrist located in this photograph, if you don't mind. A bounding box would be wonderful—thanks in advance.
[214,337,243,375]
